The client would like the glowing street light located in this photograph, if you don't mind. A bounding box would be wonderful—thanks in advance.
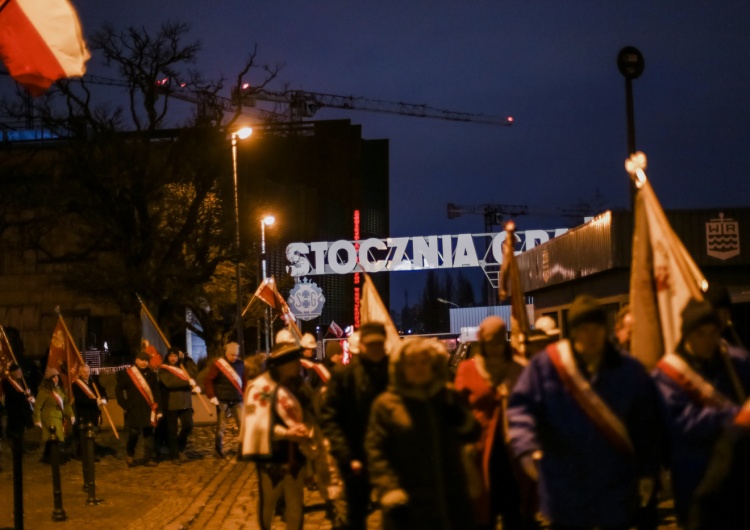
[260,214,275,352]
[231,127,253,357]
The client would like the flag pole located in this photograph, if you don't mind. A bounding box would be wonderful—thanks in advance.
[136,294,213,416]
[54,309,119,439]
[0,323,31,392]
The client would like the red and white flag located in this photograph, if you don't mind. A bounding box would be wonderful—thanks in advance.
[0,0,90,96]
[327,321,344,338]
[627,152,707,370]
[246,277,302,342]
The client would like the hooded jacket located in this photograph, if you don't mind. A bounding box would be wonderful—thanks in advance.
[366,339,479,530]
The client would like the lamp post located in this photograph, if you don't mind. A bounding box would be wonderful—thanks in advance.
[231,127,252,357]
[437,298,459,308]
[260,214,275,352]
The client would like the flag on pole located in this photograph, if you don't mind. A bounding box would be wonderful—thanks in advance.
[0,0,90,96]
[47,315,82,397]
[499,220,531,359]
[327,321,344,338]
[139,300,169,368]
[360,273,401,356]
[627,152,707,370]
[246,277,302,343]
[0,325,15,377]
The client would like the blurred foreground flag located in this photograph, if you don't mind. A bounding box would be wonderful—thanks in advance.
[627,152,707,370]
[360,273,401,356]
[0,0,90,95]
[499,219,531,360]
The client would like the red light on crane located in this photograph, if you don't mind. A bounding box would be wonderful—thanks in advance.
[506,116,514,124]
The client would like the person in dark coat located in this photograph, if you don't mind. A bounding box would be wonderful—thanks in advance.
[72,363,108,458]
[652,298,750,525]
[455,316,537,530]
[116,350,162,467]
[204,342,245,458]
[2,362,35,440]
[34,367,75,463]
[508,295,661,530]
[320,322,390,530]
[158,347,200,463]
[367,337,480,530]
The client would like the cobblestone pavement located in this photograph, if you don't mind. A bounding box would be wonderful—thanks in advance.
[1,421,676,530]
[0,422,383,529]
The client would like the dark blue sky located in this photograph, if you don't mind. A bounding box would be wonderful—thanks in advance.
[73,1,750,307]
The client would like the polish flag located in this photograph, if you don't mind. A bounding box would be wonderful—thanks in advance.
[327,321,344,338]
[0,0,90,96]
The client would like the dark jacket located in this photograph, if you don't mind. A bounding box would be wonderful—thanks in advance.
[158,358,198,411]
[366,343,479,530]
[508,340,661,528]
[320,355,389,467]
[204,357,245,403]
[652,346,750,523]
[72,375,107,426]
[116,366,161,429]
[2,378,34,438]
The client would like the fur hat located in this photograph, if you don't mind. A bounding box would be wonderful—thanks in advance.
[567,295,607,330]
[681,298,721,339]
[267,342,302,367]
[300,333,317,350]
[44,366,60,379]
[360,322,386,344]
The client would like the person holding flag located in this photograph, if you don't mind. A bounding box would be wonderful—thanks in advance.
[204,342,245,459]
[2,363,35,442]
[33,367,75,463]
[507,295,662,530]
[116,349,161,467]
[652,298,750,525]
[71,363,108,459]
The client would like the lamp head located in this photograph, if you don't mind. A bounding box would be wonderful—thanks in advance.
[233,127,253,140]
[262,215,275,226]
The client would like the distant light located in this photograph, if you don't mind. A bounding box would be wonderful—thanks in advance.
[506,116,514,124]
[180,83,186,88]
[242,82,251,90]
[262,215,275,226]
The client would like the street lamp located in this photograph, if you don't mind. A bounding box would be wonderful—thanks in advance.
[261,214,275,352]
[437,297,459,308]
[231,127,253,357]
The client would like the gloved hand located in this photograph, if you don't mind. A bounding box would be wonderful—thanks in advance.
[100,398,107,406]
[192,385,202,394]
[70,416,76,425]
[35,422,42,429]
[210,397,219,406]
[27,396,36,405]
[189,378,196,387]
[156,413,163,421]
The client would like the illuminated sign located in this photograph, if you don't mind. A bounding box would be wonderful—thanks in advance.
[285,229,569,286]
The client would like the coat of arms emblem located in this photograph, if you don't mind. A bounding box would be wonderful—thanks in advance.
[706,213,740,260]
[287,279,326,321]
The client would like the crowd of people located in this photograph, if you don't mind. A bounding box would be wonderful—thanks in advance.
[1,284,749,530]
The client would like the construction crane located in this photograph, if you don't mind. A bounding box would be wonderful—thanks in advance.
[447,202,594,233]
[232,83,514,127]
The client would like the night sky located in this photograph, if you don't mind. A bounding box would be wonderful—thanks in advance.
[60,2,750,307]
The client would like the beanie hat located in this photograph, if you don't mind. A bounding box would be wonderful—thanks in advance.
[44,366,60,379]
[534,316,560,338]
[275,329,296,345]
[681,298,721,339]
[267,342,302,367]
[567,295,607,330]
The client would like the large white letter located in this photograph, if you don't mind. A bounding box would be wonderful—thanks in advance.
[387,237,411,270]
[327,240,358,274]
[525,230,550,250]
[412,236,439,270]
[359,238,387,272]
[453,234,479,268]
[309,241,329,274]
[440,235,453,268]
[285,242,311,277]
